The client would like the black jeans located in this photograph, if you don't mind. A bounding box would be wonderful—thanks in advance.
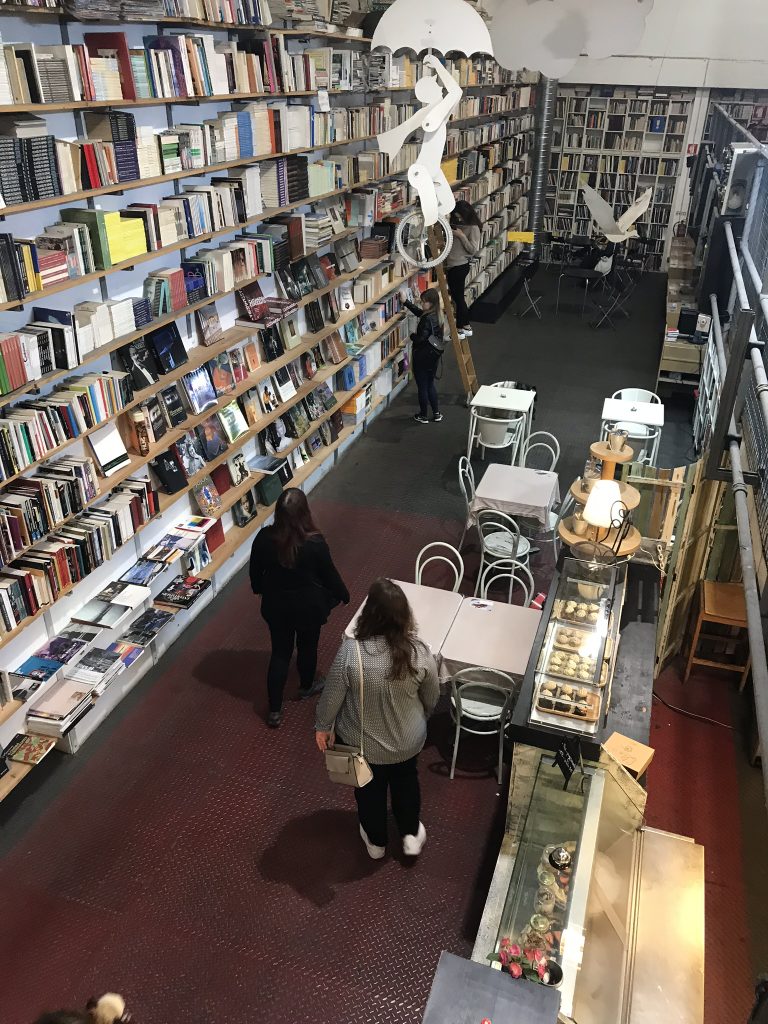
[446,263,470,328]
[354,754,421,847]
[414,364,439,417]
[266,619,321,712]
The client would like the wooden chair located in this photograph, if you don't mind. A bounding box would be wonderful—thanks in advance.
[683,581,751,689]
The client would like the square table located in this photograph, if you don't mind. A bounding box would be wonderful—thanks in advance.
[601,397,664,465]
[344,579,463,657]
[470,386,536,465]
[601,397,665,429]
[440,596,542,683]
[470,464,560,527]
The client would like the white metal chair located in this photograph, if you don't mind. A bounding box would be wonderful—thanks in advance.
[523,430,560,471]
[415,542,464,593]
[475,509,530,596]
[550,491,576,561]
[458,456,476,550]
[449,667,517,781]
[609,387,662,464]
[468,410,525,464]
[490,380,518,389]
[479,559,535,607]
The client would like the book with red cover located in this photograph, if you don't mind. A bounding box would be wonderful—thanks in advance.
[84,33,137,101]
[205,518,225,553]
[210,463,231,495]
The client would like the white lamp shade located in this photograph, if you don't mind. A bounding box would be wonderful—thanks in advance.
[583,480,622,529]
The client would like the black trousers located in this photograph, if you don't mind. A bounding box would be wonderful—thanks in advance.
[413,364,439,417]
[445,263,470,328]
[266,618,321,712]
[354,754,421,848]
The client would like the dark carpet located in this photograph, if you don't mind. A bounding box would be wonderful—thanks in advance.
[0,269,758,1024]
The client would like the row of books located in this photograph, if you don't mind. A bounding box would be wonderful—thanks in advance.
[0,473,156,638]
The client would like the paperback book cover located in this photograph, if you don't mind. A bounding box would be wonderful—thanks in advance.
[107,641,145,667]
[192,476,222,517]
[15,656,63,683]
[207,351,236,395]
[233,488,259,526]
[71,598,132,629]
[5,733,57,764]
[36,636,88,665]
[227,452,250,486]
[181,365,218,415]
[196,416,229,461]
[217,401,249,443]
[96,581,152,609]
[196,304,224,346]
[119,559,165,587]
[174,432,208,478]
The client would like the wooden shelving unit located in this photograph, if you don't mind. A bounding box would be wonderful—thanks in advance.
[545,85,694,270]
[0,12,535,799]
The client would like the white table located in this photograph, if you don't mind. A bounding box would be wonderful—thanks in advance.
[344,579,463,657]
[440,597,542,682]
[601,397,664,465]
[470,386,536,465]
[470,464,560,527]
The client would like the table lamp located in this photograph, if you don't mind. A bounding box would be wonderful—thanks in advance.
[583,479,631,554]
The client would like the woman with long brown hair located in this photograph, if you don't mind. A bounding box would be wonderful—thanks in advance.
[315,578,439,860]
[250,488,349,727]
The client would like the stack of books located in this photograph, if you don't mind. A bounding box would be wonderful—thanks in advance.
[26,677,97,736]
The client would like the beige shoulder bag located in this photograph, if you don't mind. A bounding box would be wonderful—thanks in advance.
[324,640,373,788]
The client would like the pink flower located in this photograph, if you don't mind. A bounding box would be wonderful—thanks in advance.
[533,949,546,964]
[498,949,511,967]
[499,937,511,950]
[523,948,537,963]
[508,943,522,958]
[509,962,523,979]
[537,963,548,979]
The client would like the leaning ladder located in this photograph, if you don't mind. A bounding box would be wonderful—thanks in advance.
[428,227,479,400]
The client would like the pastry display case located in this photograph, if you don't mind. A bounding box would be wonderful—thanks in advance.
[528,556,624,737]
[474,748,705,1024]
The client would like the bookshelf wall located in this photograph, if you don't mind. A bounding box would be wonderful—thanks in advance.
[705,88,768,143]
[0,6,535,800]
[545,85,695,270]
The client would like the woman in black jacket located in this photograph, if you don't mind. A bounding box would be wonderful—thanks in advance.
[402,287,445,424]
[249,488,350,727]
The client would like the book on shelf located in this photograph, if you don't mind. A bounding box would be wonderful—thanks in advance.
[4,733,57,765]
[173,431,208,479]
[119,607,174,647]
[96,580,152,610]
[64,647,124,694]
[155,574,211,610]
[88,422,131,479]
[106,641,145,668]
[195,305,224,347]
[192,475,222,517]
[196,416,229,461]
[71,597,133,629]
[218,401,249,443]
[27,678,95,736]
[149,450,187,495]
[207,351,236,396]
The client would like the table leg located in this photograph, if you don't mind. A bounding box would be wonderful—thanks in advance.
[683,611,703,682]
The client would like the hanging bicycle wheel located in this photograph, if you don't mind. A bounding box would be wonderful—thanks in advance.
[395,211,453,269]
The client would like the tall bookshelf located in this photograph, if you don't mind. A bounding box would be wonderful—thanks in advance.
[545,85,694,270]
[0,7,534,803]
[705,89,768,143]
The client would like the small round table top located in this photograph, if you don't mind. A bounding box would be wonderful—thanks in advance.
[590,440,635,464]
[569,479,642,510]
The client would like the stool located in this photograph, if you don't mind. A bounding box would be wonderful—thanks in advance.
[683,581,751,689]
[555,267,603,317]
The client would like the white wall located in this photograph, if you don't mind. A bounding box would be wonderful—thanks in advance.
[564,0,768,88]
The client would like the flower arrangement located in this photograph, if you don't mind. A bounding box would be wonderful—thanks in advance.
[494,938,562,986]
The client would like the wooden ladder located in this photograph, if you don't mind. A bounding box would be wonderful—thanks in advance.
[428,227,479,400]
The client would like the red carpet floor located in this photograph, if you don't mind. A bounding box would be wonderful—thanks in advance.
[0,497,759,1023]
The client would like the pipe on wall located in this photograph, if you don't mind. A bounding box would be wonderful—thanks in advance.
[528,76,557,260]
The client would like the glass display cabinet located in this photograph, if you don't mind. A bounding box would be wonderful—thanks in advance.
[528,557,624,737]
[473,748,704,1024]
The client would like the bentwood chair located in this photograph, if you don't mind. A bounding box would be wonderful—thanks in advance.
[457,456,476,550]
[449,667,517,781]
[475,509,531,596]
[415,542,464,593]
[523,431,561,471]
[479,559,535,607]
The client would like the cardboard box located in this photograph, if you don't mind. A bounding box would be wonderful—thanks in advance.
[602,731,655,778]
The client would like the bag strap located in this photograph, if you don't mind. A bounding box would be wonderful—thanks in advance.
[354,639,365,759]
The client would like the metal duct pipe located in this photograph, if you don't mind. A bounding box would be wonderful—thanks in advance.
[729,438,768,812]
[749,332,768,430]
[527,76,557,260]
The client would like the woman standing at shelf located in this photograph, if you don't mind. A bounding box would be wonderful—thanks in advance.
[249,488,349,728]
[402,287,445,424]
[315,578,439,861]
[446,200,483,339]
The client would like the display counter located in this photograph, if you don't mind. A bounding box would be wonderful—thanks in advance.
[470,745,704,1024]
[509,556,656,759]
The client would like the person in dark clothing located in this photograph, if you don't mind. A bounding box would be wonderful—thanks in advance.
[249,488,350,727]
[402,287,445,424]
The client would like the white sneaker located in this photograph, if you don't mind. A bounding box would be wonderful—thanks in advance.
[463,325,474,337]
[457,329,468,340]
[402,822,427,856]
[359,824,386,860]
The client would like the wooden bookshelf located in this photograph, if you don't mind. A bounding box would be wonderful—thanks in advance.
[0,13,533,799]
[546,85,693,269]
[0,760,35,803]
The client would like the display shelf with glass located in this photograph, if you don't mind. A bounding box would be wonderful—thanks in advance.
[528,557,623,737]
